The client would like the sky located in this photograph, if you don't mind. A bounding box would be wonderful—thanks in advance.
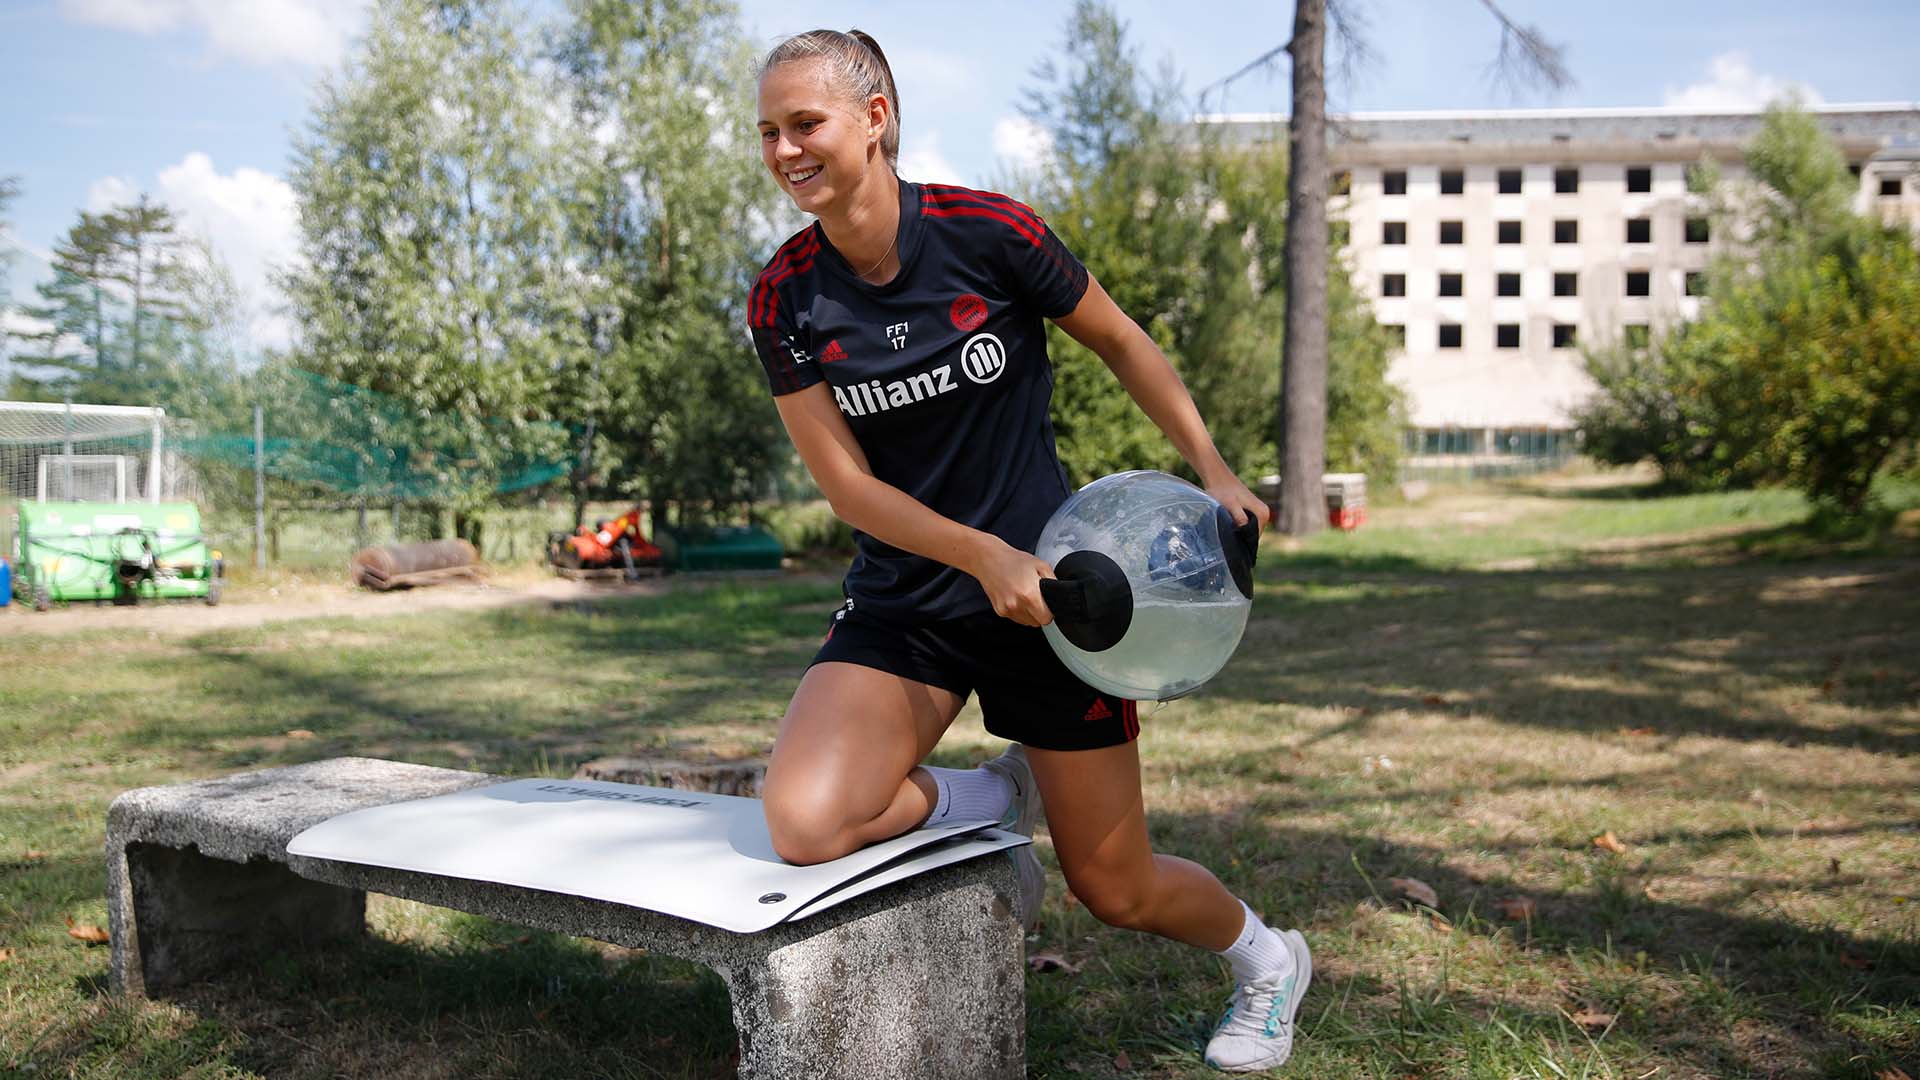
[1,0,1916,360]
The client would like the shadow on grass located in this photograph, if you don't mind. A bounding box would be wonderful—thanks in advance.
[25,925,737,1079]
[1132,809,1919,1080]
[114,580,843,776]
[1222,556,1920,757]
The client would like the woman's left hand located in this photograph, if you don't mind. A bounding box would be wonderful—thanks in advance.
[1204,472,1271,531]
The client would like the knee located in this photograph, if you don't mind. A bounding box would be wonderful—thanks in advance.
[1067,868,1158,932]
[762,782,856,866]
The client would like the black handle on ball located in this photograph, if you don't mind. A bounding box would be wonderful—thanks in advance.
[1038,550,1134,652]
[1217,506,1261,599]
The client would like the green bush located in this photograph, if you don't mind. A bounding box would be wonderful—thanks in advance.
[1575,104,1920,514]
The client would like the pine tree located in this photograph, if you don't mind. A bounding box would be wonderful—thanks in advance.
[6,197,208,404]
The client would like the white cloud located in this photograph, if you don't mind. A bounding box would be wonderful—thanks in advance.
[898,130,968,186]
[992,115,1052,173]
[1663,52,1823,110]
[59,0,368,69]
[86,175,138,213]
[155,153,300,350]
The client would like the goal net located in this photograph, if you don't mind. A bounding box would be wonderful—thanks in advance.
[0,400,196,505]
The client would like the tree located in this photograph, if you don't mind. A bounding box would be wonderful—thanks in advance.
[5,197,217,406]
[550,0,787,531]
[282,0,581,523]
[0,176,18,351]
[1578,105,1920,513]
[1016,1,1401,489]
[1209,1,1569,533]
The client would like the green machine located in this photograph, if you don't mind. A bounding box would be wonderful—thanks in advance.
[656,524,785,573]
[10,502,223,610]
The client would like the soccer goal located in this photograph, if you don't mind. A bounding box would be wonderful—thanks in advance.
[0,400,184,504]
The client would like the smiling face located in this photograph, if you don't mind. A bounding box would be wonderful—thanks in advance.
[757,59,888,217]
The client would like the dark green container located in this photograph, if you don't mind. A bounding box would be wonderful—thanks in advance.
[656,524,784,572]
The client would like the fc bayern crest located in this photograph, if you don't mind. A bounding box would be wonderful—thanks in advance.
[949,294,988,331]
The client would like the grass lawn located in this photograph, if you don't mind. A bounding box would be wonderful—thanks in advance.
[2,473,1916,1078]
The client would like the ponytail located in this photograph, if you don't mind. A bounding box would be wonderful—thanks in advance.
[759,29,901,172]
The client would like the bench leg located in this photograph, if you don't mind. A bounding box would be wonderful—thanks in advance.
[109,841,366,996]
[721,872,1024,1080]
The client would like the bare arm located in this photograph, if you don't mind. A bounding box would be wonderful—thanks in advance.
[1054,275,1271,527]
[775,384,1057,626]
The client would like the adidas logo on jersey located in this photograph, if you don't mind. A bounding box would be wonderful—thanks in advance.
[820,339,848,363]
[1083,698,1113,723]
[832,364,957,418]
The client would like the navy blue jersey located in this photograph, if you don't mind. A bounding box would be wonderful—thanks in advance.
[749,181,1091,624]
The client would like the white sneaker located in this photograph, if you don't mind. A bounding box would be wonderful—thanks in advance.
[1205,928,1312,1073]
[980,743,1045,930]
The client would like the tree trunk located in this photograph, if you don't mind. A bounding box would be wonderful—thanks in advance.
[1277,0,1330,536]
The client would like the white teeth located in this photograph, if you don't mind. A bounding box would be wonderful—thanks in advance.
[788,166,820,184]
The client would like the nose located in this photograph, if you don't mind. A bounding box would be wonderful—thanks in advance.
[770,130,802,163]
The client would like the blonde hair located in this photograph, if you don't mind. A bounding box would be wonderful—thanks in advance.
[759,29,900,172]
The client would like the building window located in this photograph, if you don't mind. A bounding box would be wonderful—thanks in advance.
[1439,273,1463,297]
[1555,167,1579,193]
[1440,169,1465,195]
[1552,324,1577,348]
[1385,324,1406,347]
[1497,272,1521,297]
[1624,323,1650,349]
[1439,220,1464,244]
[1332,170,1352,195]
[1627,166,1653,193]
[1498,220,1522,244]
[1382,273,1406,297]
[1626,217,1652,244]
[1383,170,1407,195]
[1626,270,1651,297]
[1881,177,1904,197]
[1686,217,1710,243]
[1685,271,1705,297]
[1438,323,1462,348]
[1553,272,1578,297]
[1554,219,1578,243]
[1496,323,1521,348]
[1498,168,1522,194]
[1848,163,1863,179]
[1383,221,1406,245]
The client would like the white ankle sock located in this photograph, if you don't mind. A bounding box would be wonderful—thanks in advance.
[1218,902,1293,985]
[921,766,1013,826]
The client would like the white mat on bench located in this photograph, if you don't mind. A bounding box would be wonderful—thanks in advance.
[285,777,1030,933]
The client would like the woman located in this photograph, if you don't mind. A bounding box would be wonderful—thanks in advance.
[748,29,1309,1073]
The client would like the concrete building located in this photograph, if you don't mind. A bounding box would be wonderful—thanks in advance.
[1201,104,1920,464]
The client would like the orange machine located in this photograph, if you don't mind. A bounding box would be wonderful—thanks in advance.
[548,507,663,579]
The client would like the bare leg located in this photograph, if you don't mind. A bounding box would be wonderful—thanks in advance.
[1028,741,1243,950]
[762,662,965,865]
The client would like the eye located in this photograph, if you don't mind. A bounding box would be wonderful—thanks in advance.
[760,128,777,142]
[798,119,821,133]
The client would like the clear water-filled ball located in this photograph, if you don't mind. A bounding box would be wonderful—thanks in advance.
[1035,470,1257,701]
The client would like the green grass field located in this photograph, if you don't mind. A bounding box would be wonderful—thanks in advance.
[2,474,1916,1078]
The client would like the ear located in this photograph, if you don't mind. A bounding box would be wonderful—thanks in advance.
[865,92,889,144]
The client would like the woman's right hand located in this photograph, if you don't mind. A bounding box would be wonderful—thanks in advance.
[970,539,1057,627]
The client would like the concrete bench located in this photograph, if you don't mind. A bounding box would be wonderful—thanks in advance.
[106,757,1024,1079]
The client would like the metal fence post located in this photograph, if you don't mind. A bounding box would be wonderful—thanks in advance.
[254,405,266,571]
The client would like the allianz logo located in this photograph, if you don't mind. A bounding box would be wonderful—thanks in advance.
[832,332,1005,418]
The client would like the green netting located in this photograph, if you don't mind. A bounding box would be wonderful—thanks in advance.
[178,370,572,501]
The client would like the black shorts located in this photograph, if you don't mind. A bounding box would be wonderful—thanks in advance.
[812,599,1140,752]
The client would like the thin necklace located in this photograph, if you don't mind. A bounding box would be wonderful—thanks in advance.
[858,228,897,280]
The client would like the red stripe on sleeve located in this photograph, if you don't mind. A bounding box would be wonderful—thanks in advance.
[921,203,1044,248]
[922,184,1045,233]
